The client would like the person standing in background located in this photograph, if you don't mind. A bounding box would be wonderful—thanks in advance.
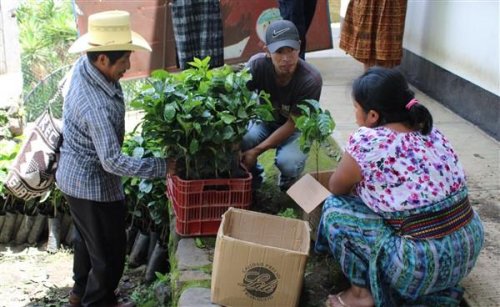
[171,0,224,69]
[340,0,407,70]
[278,0,318,60]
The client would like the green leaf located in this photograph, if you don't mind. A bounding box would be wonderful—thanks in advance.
[189,139,200,155]
[132,147,145,158]
[220,113,236,124]
[222,126,235,140]
[151,69,169,81]
[133,135,144,145]
[237,107,248,119]
[163,103,177,121]
[224,73,234,92]
[129,98,143,109]
[195,237,205,248]
[139,180,153,193]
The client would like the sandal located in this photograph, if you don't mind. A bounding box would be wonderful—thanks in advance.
[325,292,350,307]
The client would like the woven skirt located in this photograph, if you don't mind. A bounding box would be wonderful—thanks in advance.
[171,0,224,70]
[315,189,484,306]
[339,0,407,67]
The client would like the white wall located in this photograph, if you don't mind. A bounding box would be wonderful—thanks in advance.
[339,0,499,96]
[0,0,21,74]
[403,0,499,96]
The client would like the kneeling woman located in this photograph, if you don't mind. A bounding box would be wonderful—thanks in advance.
[316,67,484,307]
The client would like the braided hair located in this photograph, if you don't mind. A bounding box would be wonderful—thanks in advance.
[352,67,433,134]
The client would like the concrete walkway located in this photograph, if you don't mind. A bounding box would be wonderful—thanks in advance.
[307,24,500,307]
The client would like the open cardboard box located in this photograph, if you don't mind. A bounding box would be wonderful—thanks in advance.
[286,170,333,241]
[211,208,310,307]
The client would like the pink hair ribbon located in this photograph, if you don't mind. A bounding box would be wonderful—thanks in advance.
[406,98,419,110]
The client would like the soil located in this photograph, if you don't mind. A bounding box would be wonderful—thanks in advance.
[0,243,145,307]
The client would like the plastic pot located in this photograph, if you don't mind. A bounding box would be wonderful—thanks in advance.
[14,212,24,234]
[145,242,169,283]
[147,231,159,261]
[47,216,61,253]
[14,215,36,245]
[128,231,150,268]
[126,225,138,255]
[0,212,17,243]
[28,213,48,245]
[0,213,5,233]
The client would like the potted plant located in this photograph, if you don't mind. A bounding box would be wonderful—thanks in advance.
[131,56,274,180]
[294,99,336,175]
[0,135,23,244]
[14,198,38,245]
[122,133,169,270]
[290,99,336,239]
[144,179,170,283]
[131,57,274,236]
[45,187,66,252]
[0,138,22,235]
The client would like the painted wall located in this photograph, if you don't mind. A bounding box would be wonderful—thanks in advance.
[403,1,499,96]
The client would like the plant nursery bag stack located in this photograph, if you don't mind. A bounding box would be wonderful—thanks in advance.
[211,208,310,307]
[287,170,333,241]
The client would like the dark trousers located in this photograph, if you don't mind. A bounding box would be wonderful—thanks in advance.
[66,194,127,307]
[279,0,319,59]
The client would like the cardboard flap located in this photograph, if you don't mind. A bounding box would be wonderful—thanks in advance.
[287,173,331,214]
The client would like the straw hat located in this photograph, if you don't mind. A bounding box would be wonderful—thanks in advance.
[69,10,151,53]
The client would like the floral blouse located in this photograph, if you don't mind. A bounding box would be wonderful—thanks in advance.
[347,126,466,212]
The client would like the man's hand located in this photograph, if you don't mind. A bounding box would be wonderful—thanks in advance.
[167,158,177,175]
[241,148,260,170]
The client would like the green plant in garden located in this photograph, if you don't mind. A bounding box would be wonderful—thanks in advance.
[294,99,336,174]
[16,0,77,91]
[16,0,77,122]
[131,56,274,180]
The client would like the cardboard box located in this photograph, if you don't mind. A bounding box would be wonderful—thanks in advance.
[286,171,333,241]
[211,208,310,307]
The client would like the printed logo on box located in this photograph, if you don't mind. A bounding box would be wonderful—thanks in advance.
[239,263,280,301]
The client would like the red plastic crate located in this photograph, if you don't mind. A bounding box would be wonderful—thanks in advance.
[166,173,252,236]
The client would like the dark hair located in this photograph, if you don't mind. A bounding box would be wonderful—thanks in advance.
[86,50,130,65]
[352,67,433,134]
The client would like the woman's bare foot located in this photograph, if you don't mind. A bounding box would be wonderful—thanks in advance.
[324,285,374,307]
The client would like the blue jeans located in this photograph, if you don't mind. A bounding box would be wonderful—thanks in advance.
[241,121,307,190]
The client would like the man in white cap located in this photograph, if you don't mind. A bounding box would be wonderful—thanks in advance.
[56,10,169,307]
[241,20,322,192]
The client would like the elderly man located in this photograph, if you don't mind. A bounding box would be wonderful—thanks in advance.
[56,11,169,306]
[241,20,323,191]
